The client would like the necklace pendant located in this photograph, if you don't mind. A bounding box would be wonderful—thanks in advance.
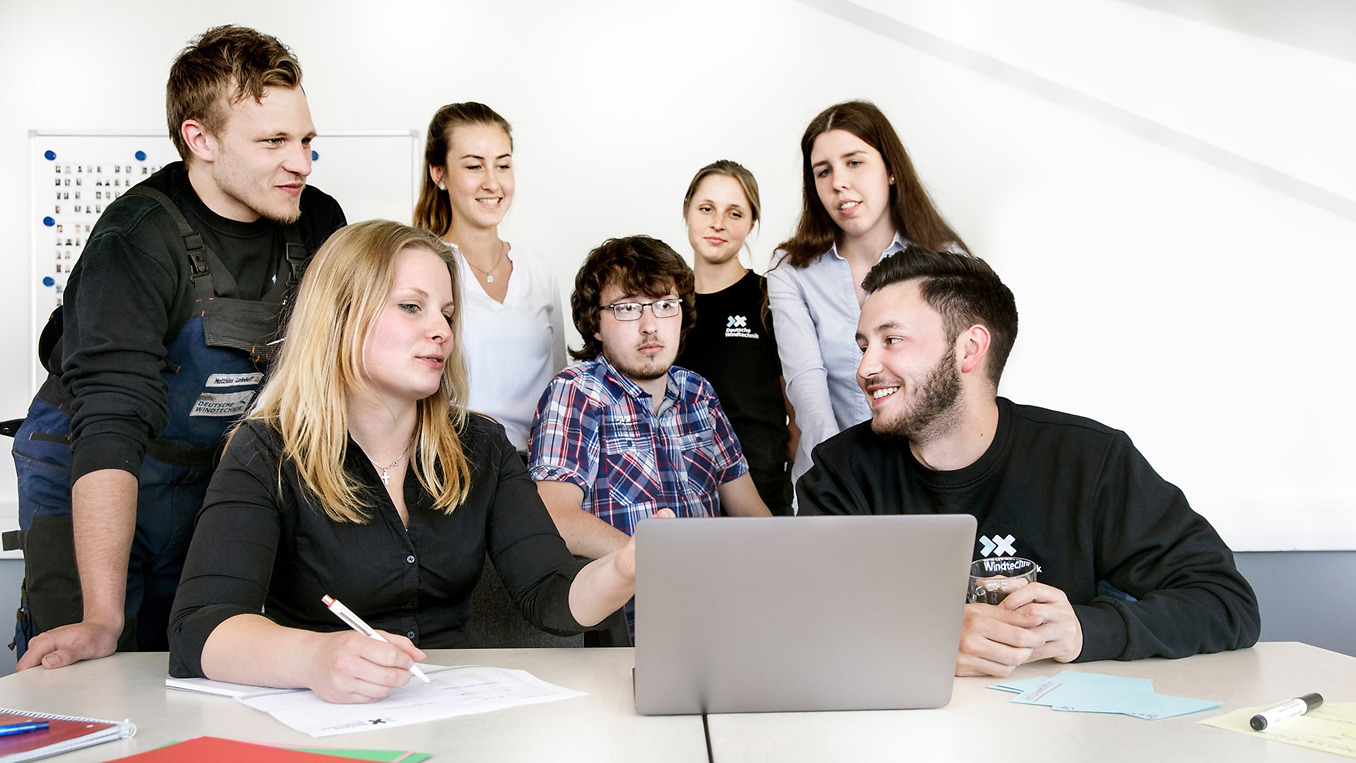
[485,274,495,283]
[380,468,391,487]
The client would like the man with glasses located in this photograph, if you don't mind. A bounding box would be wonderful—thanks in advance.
[529,236,770,636]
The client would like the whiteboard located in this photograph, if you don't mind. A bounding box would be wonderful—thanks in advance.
[28,130,419,394]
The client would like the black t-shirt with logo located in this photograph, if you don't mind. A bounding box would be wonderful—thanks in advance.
[676,270,792,514]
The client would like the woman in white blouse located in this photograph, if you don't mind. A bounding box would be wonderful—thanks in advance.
[768,101,969,483]
[414,103,566,454]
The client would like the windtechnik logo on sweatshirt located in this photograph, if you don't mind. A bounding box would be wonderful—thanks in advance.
[978,534,1016,557]
[724,314,760,339]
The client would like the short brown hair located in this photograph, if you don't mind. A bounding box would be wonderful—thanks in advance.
[570,236,696,362]
[166,25,303,161]
[863,246,1018,387]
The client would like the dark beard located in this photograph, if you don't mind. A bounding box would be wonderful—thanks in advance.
[872,346,962,444]
[603,348,669,382]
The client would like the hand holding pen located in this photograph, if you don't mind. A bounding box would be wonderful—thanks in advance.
[323,595,431,684]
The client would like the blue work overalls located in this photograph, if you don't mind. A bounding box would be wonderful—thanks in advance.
[11,185,307,656]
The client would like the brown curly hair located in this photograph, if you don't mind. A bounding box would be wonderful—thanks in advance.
[570,236,696,362]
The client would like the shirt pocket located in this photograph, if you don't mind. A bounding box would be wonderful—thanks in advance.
[674,430,720,511]
[601,420,661,509]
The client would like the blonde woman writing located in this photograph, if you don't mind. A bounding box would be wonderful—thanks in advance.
[168,221,658,703]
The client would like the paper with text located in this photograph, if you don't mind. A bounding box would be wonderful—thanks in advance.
[237,665,586,737]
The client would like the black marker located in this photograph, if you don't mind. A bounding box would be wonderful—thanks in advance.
[1250,693,1323,731]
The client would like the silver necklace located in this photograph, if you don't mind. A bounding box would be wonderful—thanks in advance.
[371,440,413,487]
[464,240,508,283]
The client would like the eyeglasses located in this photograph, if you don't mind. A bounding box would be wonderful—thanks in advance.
[601,298,682,321]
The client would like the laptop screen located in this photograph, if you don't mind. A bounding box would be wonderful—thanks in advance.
[634,514,975,715]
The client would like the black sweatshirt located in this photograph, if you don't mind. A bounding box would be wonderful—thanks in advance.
[798,397,1260,662]
[55,162,345,481]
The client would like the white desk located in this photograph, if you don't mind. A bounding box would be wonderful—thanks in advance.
[705,642,1356,762]
[0,647,707,762]
[3,643,1352,762]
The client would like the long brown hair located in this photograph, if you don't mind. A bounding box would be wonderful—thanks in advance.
[413,102,513,238]
[775,100,967,269]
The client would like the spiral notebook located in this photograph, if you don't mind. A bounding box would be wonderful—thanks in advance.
[0,709,136,763]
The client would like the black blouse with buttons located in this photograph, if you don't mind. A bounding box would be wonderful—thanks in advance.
[168,414,586,678]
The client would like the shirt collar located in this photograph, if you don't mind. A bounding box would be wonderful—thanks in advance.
[827,231,909,264]
[595,355,677,405]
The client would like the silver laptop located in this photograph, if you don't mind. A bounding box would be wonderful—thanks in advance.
[633,514,976,715]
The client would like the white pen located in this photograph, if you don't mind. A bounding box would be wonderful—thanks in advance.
[322,594,431,684]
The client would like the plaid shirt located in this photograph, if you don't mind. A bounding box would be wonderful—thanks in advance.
[529,356,749,537]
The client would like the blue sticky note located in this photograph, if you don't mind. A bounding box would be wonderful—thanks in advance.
[1047,676,1157,714]
[988,675,1053,694]
[1124,693,1220,721]
[998,671,1221,721]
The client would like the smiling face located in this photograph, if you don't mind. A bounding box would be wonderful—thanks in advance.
[855,279,963,443]
[594,280,682,387]
[433,122,514,235]
[197,85,315,223]
[362,246,457,406]
[810,128,895,244]
[685,174,754,268]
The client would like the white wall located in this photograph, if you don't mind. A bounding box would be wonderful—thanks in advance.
[1,0,1353,551]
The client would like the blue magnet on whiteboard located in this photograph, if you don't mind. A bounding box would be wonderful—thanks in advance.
[43,277,56,287]
[135,150,147,161]
[45,150,57,161]
[43,217,55,227]
[312,150,319,161]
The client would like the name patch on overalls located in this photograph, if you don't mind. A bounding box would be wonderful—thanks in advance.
[205,372,264,388]
[190,391,256,417]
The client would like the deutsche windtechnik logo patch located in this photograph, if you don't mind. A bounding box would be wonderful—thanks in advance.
[724,314,759,340]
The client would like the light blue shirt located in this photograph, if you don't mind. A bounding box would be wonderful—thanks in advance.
[767,233,909,485]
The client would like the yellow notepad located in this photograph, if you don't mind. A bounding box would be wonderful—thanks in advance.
[1200,703,1356,758]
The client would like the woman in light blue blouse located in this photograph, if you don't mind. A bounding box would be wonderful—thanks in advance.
[768,101,969,484]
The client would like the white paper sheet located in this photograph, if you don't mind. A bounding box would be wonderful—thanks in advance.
[236,664,587,737]
[165,676,304,699]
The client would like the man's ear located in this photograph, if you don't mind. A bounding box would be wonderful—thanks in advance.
[957,324,991,376]
[181,119,216,164]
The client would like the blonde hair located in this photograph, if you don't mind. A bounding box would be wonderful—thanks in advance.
[681,159,761,225]
[247,220,472,523]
